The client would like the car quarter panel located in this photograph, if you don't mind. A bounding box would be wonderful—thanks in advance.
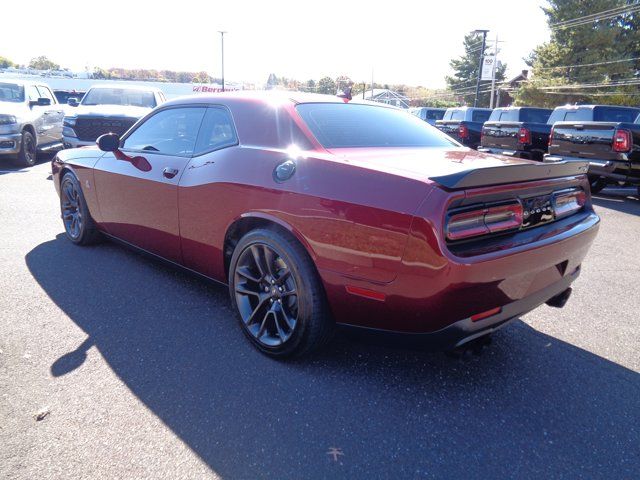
[177,145,433,285]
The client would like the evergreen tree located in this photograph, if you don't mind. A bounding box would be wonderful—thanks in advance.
[446,32,507,107]
[515,0,640,107]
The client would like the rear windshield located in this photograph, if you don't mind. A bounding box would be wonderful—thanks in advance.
[296,103,459,148]
[0,82,25,103]
[489,108,551,123]
[82,88,156,108]
[424,109,445,120]
[472,110,492,122]
[594,106,640,123]
[548,106,640,124]
[443,109,465,121]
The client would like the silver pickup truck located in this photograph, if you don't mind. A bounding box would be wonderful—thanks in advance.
[63,85,165,148]
[0,80,64,167]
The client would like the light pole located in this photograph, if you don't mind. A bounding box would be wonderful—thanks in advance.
[218,31,227,91]
[473,29,489,108]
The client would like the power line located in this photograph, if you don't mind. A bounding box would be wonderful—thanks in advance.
[550,4,640,30]
[550,4,636,28]
[535,55,640,71]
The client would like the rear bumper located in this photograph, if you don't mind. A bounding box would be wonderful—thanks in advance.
[0,133,22,155]
[544,154,640,185]
[340,266,580,351]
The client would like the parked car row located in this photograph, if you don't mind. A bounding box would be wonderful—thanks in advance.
[425,104,640,194]
[0,80,165,167]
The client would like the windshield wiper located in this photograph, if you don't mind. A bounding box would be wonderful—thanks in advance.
[141,145,159,152]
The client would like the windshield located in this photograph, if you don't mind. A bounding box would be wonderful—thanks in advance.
[0,83,25,103]
[443,109,465,121]
[296,103,459,148]
[82,88,156,108]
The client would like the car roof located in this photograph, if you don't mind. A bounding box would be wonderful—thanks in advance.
[86,84,163,93]
[161,90,399,109]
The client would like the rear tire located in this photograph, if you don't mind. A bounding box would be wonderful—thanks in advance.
[228,228,333,358]
[588,175,607,194]
[60,172,102,245]
[13,131,37,167]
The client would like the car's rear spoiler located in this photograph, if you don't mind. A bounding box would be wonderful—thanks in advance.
[429,160,589,189]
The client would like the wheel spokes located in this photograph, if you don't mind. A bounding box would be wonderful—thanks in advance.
[235,242,299,347]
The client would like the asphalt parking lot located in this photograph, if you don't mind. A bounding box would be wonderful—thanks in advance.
[1,160,639,479]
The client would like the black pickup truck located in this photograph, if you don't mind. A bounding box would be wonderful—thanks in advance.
[435,107,492,149]
[543,105,640,193]
[477,107,552,160]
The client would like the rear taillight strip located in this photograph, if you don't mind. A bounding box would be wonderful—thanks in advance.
[446,202,523,241]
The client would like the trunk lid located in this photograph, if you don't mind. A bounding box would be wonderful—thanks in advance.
[481,121,523,150]
[435,120,461,136]
[327,147,588,189]
[550,122,619,160]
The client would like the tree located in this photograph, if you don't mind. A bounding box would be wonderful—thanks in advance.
[28,56,60,71]
[317,76,336,94]
[445,32,507,107]
[515,0,640,107]
[0,56,15,68]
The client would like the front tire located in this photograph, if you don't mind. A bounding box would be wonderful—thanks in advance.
[13,131,37,167]
[60,172,101,245]
[228,228,333,358]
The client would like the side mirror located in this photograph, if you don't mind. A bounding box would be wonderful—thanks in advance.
[67,98,79,107]
[30,97,51,107]
[97,133,121,152]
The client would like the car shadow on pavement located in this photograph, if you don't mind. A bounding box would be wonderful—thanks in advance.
[26,235,640,479]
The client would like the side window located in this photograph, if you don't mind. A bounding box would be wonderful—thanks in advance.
[123,107,206,156]
[37,86,55,103]
[194,107,238,155]
[26,86,40,101]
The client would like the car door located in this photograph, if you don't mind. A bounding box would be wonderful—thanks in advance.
[25,85,47,146]
[93,106,207,263]
[36,85,63,146]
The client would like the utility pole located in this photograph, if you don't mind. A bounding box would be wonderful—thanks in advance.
[473,29,489,108]
[218,31,227,91]
[489,34,498,108]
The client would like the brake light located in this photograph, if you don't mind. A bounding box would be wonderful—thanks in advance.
[553,189,586,219]
[518,127,531,145]
[548,128,554,147]
[458,124,469,139]
[612,129,631,153]
[446,202,523,241]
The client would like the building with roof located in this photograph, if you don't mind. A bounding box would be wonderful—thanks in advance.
[360,89,410,108]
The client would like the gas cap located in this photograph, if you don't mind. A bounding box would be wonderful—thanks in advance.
[274,160,296,182]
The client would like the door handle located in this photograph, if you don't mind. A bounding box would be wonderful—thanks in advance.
[163,167,179,179]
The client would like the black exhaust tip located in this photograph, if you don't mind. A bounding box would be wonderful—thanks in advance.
[546,287,572,308]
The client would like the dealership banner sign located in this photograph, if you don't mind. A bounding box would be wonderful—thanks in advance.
[481,55,496,81]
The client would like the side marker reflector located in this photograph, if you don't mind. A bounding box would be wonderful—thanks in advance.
[471,307,502,322]
[345,285,386,302]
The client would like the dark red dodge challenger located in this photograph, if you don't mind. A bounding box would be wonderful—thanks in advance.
[52,92,599,358]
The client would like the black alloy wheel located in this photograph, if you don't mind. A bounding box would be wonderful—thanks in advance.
[61,176,83,240]
[60,172,101,245]
[234,243,299,347]
[15,131,37,167]
[229,228,333,357]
